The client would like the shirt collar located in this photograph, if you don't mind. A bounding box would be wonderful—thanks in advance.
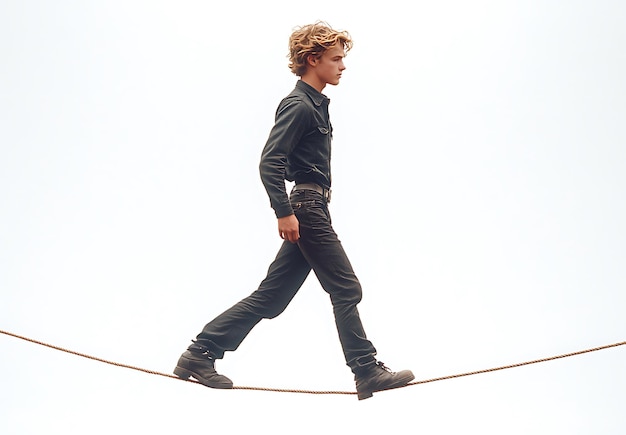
[296,80,329,107]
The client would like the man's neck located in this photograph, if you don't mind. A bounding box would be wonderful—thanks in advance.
[300,76,326,93]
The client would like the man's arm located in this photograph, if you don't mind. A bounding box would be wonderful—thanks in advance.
[259,97,310,241]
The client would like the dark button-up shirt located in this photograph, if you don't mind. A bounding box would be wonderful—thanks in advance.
[260,80,333,218]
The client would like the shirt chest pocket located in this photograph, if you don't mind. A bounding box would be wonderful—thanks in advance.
[317,125,333,140]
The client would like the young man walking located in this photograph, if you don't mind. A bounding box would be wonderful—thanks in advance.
[174,22,414,400]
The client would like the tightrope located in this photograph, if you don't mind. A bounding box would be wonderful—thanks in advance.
[1,328,624,396]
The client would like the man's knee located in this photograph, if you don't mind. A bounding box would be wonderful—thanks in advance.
[331,282,363,306]
[243,290,293,319]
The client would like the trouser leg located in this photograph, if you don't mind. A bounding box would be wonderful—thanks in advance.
[194,240,311,358]
[294,192,377,372]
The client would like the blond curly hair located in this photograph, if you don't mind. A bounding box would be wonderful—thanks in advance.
[288,22,353,76]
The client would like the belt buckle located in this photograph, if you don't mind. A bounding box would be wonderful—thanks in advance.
[325,188,332,203]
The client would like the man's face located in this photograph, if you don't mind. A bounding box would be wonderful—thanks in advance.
[312,44,346,86]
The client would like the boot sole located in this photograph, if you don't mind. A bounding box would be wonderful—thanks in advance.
[357,371,415,400]
[173,365,233,389]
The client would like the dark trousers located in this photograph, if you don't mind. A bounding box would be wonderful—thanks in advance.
[193,188,377,373]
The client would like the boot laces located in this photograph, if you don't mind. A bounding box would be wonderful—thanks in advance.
[201,351,214,359]
[376,361,394,373]
[190,341,215,360]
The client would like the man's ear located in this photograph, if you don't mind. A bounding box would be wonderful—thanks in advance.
[306,53,319,68]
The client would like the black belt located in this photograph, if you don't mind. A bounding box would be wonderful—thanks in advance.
[293,183,332,203]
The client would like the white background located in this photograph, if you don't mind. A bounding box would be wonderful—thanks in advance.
[1,1,625,434]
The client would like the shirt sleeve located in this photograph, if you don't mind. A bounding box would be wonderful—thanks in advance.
[259,97,311,218]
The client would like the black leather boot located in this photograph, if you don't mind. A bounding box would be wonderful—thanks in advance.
[354,361,414,400]
[173,347,233,389]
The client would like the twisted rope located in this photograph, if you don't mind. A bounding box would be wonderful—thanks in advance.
[1,328,623,396]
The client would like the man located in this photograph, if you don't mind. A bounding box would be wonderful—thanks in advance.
[174,22,414,400]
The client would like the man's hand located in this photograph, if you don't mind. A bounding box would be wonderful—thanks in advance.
[278,214,300,243]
